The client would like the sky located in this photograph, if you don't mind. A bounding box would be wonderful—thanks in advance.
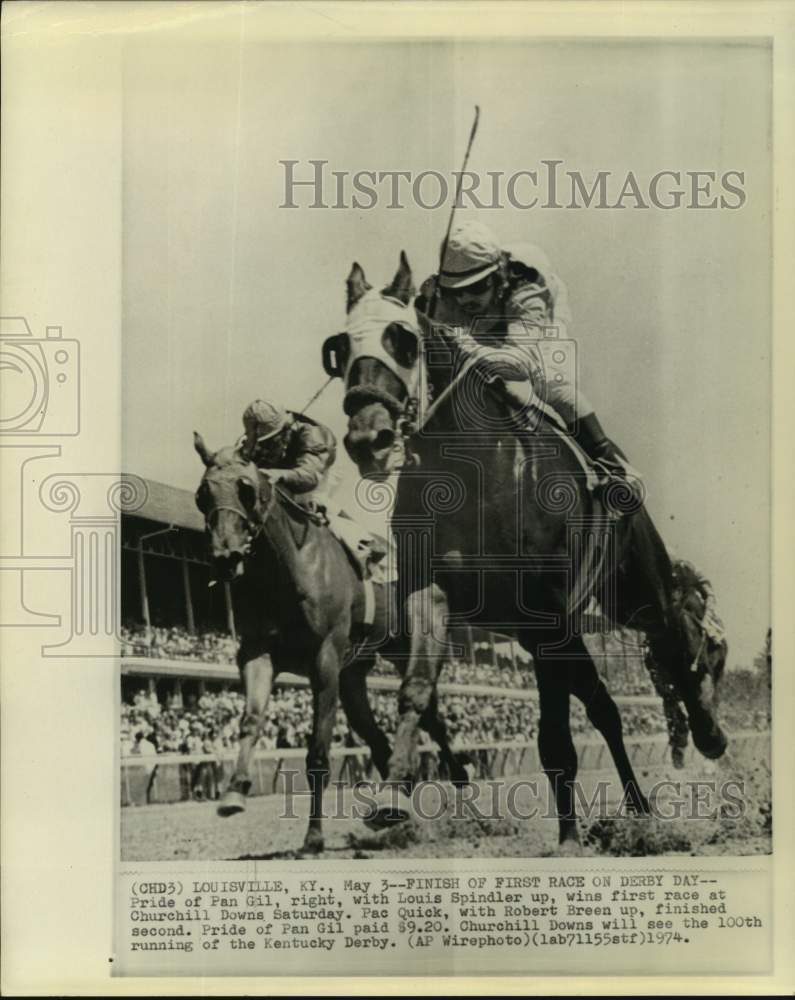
[122,35,771,667]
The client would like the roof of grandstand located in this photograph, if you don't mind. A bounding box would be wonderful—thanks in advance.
[123,473,204,532]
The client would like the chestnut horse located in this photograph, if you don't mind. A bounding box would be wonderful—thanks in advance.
[193,434,466,852]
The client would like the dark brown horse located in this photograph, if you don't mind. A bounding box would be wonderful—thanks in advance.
[193,433,467,852]
[327,253,727,852]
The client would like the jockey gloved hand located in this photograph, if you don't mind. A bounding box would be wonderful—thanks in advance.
[470,345,536,383]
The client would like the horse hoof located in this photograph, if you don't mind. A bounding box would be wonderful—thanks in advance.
[671,746,686,770]
[363,786,412,830]
[301,832,325,855]
[558,837,584,858]
[624,784,651,816]
[692,728,728,761]
[217,790,247,817]
[450,757,476,787]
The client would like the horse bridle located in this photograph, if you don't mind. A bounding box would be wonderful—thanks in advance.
[202,470,275,550]
[204,470,329,553]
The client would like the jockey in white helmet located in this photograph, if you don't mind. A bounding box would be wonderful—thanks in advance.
[415,220,629,472]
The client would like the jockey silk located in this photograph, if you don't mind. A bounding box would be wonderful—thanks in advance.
[417,245,590,426]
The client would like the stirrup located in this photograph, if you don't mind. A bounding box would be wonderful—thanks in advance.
[307,499,330,525]
[591,457,645,514]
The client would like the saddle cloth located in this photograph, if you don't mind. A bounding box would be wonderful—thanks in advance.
[502,386,621,621]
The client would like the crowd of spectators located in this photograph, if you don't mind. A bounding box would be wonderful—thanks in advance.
[121,624,237,664]
[121,622,655,695]
[368,649,536,690]
[121,624,770,766]
[121,682,680,763]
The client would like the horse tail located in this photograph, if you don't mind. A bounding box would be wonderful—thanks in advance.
[669,558,728,681]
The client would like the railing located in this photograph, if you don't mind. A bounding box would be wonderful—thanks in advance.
[120,729,769,807]
[122,656,659,701]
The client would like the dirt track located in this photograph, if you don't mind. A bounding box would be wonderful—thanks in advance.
[121,738,771,861]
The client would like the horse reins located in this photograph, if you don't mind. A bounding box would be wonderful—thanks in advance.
[206,477,326,541]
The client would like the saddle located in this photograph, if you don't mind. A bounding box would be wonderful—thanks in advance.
[318,508,394,584]
[498,376,644,513]
[493,380,645,621]
[320,514,396,636]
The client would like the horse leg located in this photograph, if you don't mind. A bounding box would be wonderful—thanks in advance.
[217,652,273,817]
[644,645,690,769]
[338,656,392,779]
[534,660,580,852]
[419,689,469,786]
[384,635,463,782]
[370,583,449,828]
[301,632,345,855]
[566,641,650,815]
[616,508,726,759]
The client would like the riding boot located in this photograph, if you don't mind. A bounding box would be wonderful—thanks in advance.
[497,380,640,503]
[365,541,390,584]
[572,412,644,511]
[572,412,628,467]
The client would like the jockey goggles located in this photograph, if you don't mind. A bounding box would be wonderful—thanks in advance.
[438,220,502,289]
[442,272,495,299]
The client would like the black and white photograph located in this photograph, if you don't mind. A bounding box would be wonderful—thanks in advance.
[118,29,771,865]
[1,1,793,993]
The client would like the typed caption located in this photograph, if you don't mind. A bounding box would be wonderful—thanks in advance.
[116,863,769,977]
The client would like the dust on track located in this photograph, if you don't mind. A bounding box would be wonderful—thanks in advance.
[121,738,770,861]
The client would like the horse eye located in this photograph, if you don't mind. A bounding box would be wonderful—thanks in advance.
[382,322,418,369]
[238,478,258,509]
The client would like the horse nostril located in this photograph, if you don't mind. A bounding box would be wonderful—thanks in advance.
[214,550,243,572]
[373,429,395,452]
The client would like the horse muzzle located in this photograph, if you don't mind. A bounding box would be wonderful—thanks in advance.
[345,429,406,481]
[212,551,246,582]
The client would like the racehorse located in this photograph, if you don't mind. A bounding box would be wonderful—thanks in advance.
[193,434,467,853]
[326,252,728,852]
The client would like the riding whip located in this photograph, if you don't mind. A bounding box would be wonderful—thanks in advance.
[427,104,481,323]
[300,374,334,415]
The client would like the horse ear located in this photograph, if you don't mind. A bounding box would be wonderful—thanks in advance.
[383,250,415,305]
[193,431,213,467]
[346,262,371,312]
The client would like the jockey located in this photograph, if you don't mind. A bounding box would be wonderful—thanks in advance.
[240,399,388,578]
[415,219,630,474]
[241,398,336,496]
